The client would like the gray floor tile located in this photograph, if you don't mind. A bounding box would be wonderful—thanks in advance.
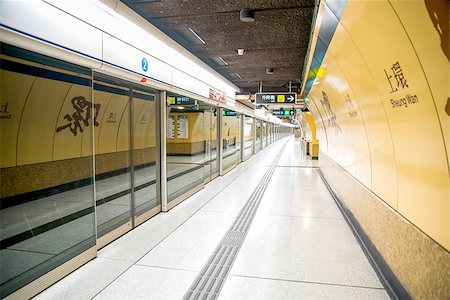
[33,258,133,300]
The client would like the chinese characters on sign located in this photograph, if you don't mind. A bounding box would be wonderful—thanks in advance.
[106,113,117,124]
[56,96,100,136]
[262,94,276,102]
[345,94,358,118]
[167,115,175,138]
[320,91,342,134]
[209,88,226,104]
[384,61,419,109]
[0,102,11,119]
[177,115,189,139]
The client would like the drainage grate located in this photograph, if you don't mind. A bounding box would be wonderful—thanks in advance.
[182,141,289,300]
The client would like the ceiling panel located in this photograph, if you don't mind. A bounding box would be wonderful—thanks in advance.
[123,0,316,94]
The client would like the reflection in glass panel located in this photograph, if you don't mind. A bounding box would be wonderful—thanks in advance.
[243,115,254,160]
[132,88,158,218]
[222,110,240,171]
[255,119,262,153]
[166,103,205,202]
[93,77,132,237]
[262,121,267,149]
[0,45,95,297]
[202,108,218,182]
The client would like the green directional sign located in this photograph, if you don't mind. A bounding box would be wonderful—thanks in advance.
[272,109,294,118]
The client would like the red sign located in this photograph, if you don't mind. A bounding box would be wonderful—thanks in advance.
[209,88,226,103]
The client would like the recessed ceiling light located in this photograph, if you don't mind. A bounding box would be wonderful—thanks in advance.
[266,68,274,75]
[240,9,255,22]
[237,48,244,55]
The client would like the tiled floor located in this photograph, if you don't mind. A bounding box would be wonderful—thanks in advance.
[34,137,389,300]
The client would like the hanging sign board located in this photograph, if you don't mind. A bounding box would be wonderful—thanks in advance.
[209,88,226,103]
[167,95,197,106]
[272,109,295,118]
[255,92,297,105]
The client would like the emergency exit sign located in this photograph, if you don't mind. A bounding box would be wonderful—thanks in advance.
[255,92,297,105]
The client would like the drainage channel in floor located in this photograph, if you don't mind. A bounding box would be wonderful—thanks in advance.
[182,140,289,300]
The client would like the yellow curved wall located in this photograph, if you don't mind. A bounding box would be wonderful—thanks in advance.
[304,0,449,250]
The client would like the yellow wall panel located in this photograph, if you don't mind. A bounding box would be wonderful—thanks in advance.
[390,0,449,166]
[0,71,35,168]
[92,90,112,155]
[53,84,91,161]
[326,57,371,186]
[97,94,129,154]
[116,100,131,152]
[340,0,449,249]
[326,21,398,207]
[17,78,70,165]
[132,99,146,149]
[307,0,449,249]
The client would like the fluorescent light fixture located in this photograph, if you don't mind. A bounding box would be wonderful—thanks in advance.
[218,57,228,66]
[176,106,185,109]
[188,27,206,44]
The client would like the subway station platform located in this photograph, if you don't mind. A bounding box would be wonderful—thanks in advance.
[34,137,389,300]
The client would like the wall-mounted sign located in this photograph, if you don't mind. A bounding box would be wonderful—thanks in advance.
[177,115,189,139]
[141,57,148,72]
[209,88,226,103]
[255,92,297,105]
[223,110,237,116]
[167,115,175,138]
[167,95,197,106]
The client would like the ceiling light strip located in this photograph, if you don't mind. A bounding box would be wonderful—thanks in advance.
[188,27,206,44]
[218,57,228,66]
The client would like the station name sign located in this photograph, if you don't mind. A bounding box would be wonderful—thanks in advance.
[255,92,297,105]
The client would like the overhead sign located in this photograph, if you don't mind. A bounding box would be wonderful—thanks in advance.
[167,95,197,106]
[223,110,237,116]
[272,109,295,118]
[255,92,297,105]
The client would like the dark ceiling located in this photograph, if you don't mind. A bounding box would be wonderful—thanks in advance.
[122,0,316,95]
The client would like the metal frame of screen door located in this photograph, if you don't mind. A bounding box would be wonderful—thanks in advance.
[240,113,245,162]
[217,108,224,175]
[156,90,168,212]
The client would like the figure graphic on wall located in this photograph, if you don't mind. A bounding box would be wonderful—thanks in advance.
[56,96,101,136]
[425,0,449,62]
[320,91,342,134]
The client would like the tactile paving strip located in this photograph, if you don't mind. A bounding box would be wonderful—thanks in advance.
[183,141,289,300]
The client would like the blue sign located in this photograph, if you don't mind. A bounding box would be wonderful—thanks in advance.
[141,58,148,72]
